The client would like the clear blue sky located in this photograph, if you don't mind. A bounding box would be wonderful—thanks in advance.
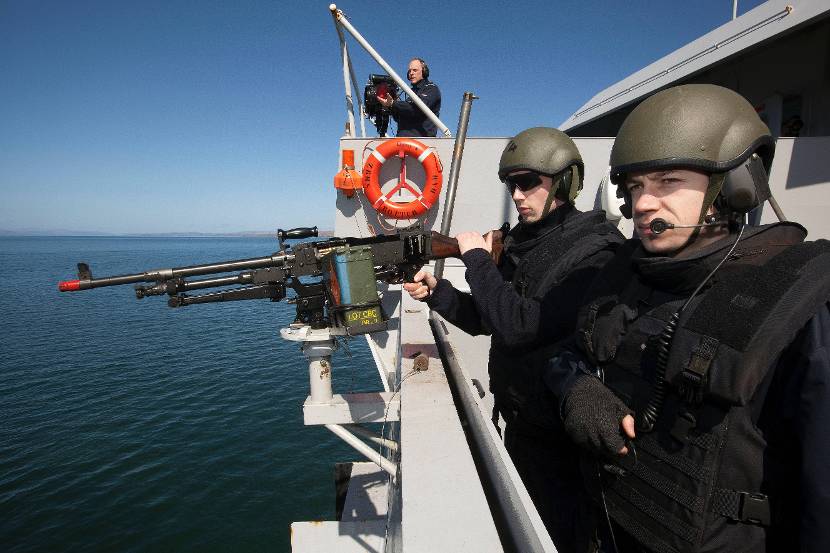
[0,0,765,234]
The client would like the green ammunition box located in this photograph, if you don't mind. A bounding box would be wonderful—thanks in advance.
[325,245,387,335]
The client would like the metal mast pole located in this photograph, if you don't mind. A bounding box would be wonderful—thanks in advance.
[346,44,367,137]
[331,13,367,137]
[331,11,356,137]
[433,91,477,279]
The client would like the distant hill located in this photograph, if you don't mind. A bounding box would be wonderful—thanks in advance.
[0,228,116,237]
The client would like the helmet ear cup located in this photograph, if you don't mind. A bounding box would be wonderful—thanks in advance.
[615,178,633,218]
[570,164,582,203]
[553,164,582,202]
[620,196,632,219]
[555,167,572,201]
[721,153,771,214]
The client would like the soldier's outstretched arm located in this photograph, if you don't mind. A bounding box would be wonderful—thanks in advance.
[462,246,616,347]
[404,269,487,336]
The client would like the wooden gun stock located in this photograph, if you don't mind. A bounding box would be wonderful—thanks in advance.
[429,223,509,266]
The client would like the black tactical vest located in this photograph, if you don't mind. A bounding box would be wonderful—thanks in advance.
[490,209,620,429]
[577,224,830,553]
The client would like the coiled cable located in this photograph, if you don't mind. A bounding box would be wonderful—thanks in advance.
[636,221,746,432]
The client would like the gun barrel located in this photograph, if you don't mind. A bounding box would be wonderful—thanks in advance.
[58,253,292,292]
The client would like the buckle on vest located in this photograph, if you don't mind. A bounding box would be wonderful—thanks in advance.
[736,492,771,526]
[602,439,638,477]
[670,411,697,443]
[678,335,719,405]
[578,303,601,359]
[712,488,771,526]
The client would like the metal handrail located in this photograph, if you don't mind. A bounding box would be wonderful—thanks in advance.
[428,313,555,552]
[433,91,477,279]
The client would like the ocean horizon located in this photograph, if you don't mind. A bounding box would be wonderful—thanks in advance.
[1,236,378,553]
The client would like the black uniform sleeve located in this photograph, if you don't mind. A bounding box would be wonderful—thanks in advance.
[390,99,411,120]
[793,303,830,552]
[462,246,617,347]
[424,277,488,336]
[761,302,830,553]
[391,83,440,118]
[543,343,599,411]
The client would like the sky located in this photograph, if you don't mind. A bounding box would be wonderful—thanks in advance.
[0,0,766,234]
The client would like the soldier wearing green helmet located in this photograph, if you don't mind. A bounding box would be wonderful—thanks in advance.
[405,127,624,552]
[610,83,776,255]
[543,84,830,553]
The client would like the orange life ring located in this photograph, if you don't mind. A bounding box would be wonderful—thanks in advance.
[361,138,443,219]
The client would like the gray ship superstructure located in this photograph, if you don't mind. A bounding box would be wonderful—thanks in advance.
[291,2,830,551]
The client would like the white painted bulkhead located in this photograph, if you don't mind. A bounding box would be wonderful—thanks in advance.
[292,130,830,552]
[295,1,830,550]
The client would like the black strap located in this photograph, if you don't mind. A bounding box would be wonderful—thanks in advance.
[710,488,771,526]
[677,335,719,405]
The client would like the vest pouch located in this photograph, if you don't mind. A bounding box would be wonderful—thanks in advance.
[596,395,732,553]
[667,241,830,407]
[601,307,676,411]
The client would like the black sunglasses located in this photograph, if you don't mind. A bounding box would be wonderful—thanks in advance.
[502,172,543,194]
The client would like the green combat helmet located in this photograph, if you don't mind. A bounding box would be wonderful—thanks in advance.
[610,84,775,221]
[499,127,584,216]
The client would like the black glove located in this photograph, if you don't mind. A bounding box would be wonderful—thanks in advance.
[561,373,633,458]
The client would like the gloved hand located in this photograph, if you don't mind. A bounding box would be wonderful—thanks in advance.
[561,373,634,458]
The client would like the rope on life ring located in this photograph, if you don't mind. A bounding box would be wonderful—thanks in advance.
[361,138,443,219]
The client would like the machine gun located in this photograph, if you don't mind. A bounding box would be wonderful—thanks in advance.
[58,223,508,337]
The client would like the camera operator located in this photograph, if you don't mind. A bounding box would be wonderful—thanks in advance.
[378,58,441,137]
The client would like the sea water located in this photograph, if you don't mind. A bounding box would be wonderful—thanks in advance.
[0,236,381,552]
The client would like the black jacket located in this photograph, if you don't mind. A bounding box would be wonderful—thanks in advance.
[391,79,441,137]
[426,205,623,553]
[426,206,623,427]
[545,224,830,553]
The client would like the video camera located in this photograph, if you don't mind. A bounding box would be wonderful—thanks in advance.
[364,74,399,137]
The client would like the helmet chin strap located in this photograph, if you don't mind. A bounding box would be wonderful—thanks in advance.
[663,213,727,256]
[540,187,557,219]
[698,173,726,225]
[539,169,571,219]
[679,172,728,252]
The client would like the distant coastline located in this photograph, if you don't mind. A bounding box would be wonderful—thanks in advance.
[0,229,335,238]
